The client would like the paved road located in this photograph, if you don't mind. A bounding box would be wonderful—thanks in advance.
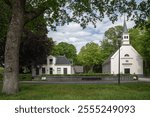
[138,78,150,82]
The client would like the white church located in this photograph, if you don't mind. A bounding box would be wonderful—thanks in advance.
[102,19,143,75]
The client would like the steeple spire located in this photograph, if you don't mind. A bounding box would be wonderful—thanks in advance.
[123,16,128,33]
[122,15,130,45]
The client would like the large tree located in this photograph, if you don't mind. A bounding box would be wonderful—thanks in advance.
[0,0,10,66]
[2,0,149,94]
[101,26,123,61]
[130,18,150,75]
[0,1,54,72]
[52,42,77,62]
[19,15,54,72]
[77,42,102,72]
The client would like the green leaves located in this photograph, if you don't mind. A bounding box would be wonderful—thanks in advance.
[129,19,150,74]
[101,26,123,61]
[77,42,102,69]
[23,0,150,29]
[52,42,77,62]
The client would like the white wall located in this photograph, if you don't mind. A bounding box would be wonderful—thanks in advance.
[37,55,73,75]
[111,45,143,75]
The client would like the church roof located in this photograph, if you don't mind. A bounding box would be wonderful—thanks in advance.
[123,18,128,33]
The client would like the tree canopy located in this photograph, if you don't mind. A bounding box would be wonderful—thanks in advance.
[0,0,10,66]
[77,42,102,72]
[52,42,77,62]
[129,18,150,75]
[101,26,123,61]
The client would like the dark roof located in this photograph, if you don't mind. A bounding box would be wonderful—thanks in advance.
[123,18,128,33]
[55,56,71,65]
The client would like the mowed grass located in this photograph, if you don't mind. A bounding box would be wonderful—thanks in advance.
[0,82,150,100]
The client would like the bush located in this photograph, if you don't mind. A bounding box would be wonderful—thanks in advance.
[0,67,32,81]
[19,74,32,81]
[41,73,114,77]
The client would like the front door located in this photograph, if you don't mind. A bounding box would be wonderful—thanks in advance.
[63,68,67,74]
[49,68,53,74]
[124,68,130,74]
[36,68,39,75]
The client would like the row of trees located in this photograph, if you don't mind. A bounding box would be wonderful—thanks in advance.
[1,15,150,75]
[130,19,150,75]
[76,26,123,73]
[77,21,150,74]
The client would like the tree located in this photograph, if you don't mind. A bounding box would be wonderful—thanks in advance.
[0,1,54,72]
[19,15,54,72]
[20,36,54,73]
[101,26,123,61]
[2,0,149,94]
[77,42,102,72]
[0,0,10,66]
[52,42,77,62]
[129,18,150,75]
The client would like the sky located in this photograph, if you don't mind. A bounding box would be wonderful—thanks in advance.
[47,16,135,53]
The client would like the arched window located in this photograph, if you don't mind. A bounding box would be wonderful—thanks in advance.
[124,54,129,57]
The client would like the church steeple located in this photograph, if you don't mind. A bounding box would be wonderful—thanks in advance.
[123,18,128,33]
[122,17,130,45]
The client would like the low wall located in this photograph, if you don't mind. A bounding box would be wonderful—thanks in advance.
[33,75,134,81]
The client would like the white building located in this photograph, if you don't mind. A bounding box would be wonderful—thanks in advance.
[102,20,143,75]
[32,55,83,76]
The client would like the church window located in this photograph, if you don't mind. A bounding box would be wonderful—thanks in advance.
[124,54,129,57]
[124,36,128,39]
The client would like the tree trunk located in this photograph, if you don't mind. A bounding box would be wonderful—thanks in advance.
[89,65,94,73]
[2,1,25,94]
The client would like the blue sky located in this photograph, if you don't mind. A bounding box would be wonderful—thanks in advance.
[47,16,135,53]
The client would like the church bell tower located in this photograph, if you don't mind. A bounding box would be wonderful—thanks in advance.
[122,18,130,45]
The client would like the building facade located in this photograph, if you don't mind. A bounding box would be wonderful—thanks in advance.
[102,20,143,75]
[32,55,83,76]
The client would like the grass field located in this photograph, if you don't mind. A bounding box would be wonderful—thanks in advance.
[0,82,150,100]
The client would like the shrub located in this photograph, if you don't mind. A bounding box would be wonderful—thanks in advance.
[41,73,115,77]
[19,74,32,81]
[0,67,32,81]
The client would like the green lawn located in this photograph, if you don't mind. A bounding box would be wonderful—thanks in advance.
[0,82,150,100]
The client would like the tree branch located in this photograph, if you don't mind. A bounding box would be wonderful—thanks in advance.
[25,8,46,24]
[3,0,12,7]
[24,1,49,24]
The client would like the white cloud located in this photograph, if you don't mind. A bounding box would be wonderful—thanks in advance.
[47,16,135,53]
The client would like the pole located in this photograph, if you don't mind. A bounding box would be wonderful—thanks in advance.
[118,39,121,84]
